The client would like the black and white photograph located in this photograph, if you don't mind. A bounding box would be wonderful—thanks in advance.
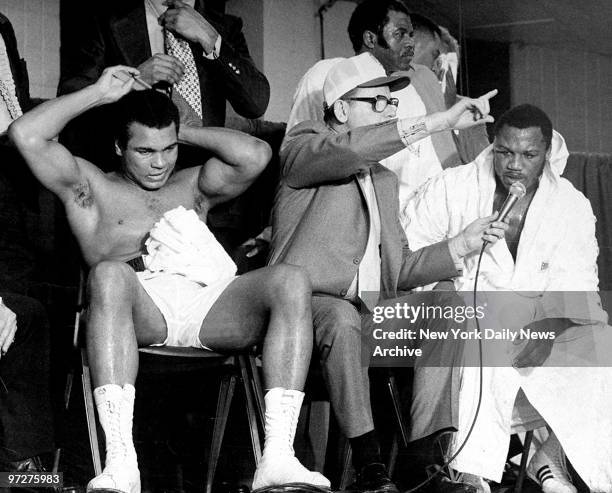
[0,1,611,493]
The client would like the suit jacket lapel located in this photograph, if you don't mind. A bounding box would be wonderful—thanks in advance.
[110,2,151,66]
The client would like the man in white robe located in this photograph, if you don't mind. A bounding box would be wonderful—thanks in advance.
[402,104,612,493]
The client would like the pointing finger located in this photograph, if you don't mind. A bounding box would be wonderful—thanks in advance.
[480,89,498,101]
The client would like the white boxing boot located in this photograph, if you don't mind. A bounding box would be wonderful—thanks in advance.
[87,384,141,493]
[527,432,577,493]
[252,388,330,490]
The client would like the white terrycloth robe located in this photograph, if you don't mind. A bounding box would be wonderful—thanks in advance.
[402,131,612,491]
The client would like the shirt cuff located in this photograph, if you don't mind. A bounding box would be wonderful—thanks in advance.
[203,35,222,60]
[396,118,427,147]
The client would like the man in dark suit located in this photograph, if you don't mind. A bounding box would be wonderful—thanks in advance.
[270,53,504,492]
[58,0,269,129]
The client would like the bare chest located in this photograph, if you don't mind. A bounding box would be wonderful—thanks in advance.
[75,179,210,264]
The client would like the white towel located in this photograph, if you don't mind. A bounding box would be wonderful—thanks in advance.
[143,206,237,285]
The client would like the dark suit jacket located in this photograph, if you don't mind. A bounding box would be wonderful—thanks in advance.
[58,0,269,121]
[269,120,458,299]
[57,0,270,167]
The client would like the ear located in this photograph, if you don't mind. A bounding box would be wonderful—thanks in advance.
[545,146,552,163]
[362,30,377,50]
[115,140,123,156]
[332,100,349,124]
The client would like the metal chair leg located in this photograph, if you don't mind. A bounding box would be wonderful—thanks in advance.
[339,438,353,491]
[388,433,399,478]
[248,354,265,426]
[239,355,263,465]
[81,348,102,476]
[387,372,408,447]
[205,373,237,493]
[52,448,61,474]
[515,430,534,493]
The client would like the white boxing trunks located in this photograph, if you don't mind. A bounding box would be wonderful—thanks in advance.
[136,271,237,349]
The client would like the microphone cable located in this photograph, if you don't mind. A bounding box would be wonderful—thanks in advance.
[403,243,486,493]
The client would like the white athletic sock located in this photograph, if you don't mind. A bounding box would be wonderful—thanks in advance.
[527,432,576,493]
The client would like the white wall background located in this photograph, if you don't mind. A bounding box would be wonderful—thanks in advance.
[2,0,611,154]
[261,0,354,122]
[0,0,60,99]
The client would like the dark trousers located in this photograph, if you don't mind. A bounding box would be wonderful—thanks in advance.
[0,293,53,462]
[312,291,464,440]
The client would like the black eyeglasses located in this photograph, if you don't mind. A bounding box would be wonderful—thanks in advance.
[345,95,399,113]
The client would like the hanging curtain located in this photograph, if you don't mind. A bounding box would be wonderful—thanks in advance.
[562,152,612,312]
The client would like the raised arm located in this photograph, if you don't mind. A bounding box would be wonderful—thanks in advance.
[281,90,497,189]
[9,66,137,201]
[280,120,406,188]
[179,125,272,207]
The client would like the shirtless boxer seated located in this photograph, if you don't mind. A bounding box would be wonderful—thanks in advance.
[9,65,329,493]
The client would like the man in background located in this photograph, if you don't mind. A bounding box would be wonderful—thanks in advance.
[410,12,489,164]
[287,0,466,206]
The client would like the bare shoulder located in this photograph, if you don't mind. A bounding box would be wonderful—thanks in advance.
[169,165,202,190]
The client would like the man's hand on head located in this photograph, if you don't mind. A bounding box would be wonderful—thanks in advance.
[137,54,185,87]
[160,0,220,54]
[445,89,497,130]
[95,66,139,104]
[0,301,17,358]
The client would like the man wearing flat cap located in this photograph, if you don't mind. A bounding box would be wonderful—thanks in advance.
[269,52,504,492]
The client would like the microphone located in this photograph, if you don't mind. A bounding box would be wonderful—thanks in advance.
[483,181,526,246]
[497,181,527,222]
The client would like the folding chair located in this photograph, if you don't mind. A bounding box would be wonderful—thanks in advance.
[67,269,265,493]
